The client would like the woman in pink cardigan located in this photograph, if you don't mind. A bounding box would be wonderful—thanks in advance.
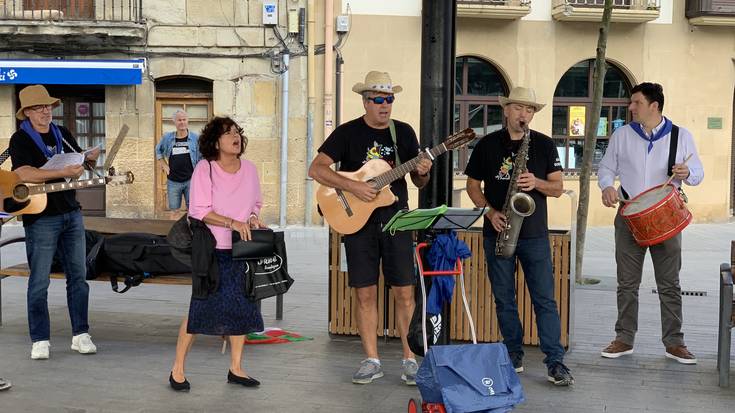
[169,116,265,392]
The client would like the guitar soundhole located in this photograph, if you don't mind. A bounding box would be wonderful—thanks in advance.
[12,184,29,202]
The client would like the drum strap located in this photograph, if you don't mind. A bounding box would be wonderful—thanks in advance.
[621,124,680,201]
[667,125,679,176]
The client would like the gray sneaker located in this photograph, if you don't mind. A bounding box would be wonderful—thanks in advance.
[401,359,419,385]
[352,359,384,384]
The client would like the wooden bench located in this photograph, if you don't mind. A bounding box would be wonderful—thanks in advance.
[717,240,735,387]
[0,217,284,325]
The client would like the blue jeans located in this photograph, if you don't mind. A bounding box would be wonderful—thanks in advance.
[167,179,190,210]
[25,210,89,342]
[483,235,565,366]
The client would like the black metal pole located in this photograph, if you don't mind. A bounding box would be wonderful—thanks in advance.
[419,0,456,210]
[335,53,343,126]
[418,0,456,346]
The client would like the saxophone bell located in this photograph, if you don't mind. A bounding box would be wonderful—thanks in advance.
[510,192,535,217]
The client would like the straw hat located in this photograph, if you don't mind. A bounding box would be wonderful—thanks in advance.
[352,71,403,95]
[498,86,546,112]
[16,85,60,120]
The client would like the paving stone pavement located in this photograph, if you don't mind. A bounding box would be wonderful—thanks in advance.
[0,220,734,412]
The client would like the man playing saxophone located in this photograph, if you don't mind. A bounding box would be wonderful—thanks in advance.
[465,87,573,386]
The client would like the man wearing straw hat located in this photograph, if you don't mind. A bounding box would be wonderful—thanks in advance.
[465,86,574,386]
[598,82,704,364]
[309,71,431,385]
[9,84,100,360]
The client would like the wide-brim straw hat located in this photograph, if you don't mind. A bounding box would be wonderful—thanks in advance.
[498,86,546,112]
[352,71,403,95]
[16,85,60,120]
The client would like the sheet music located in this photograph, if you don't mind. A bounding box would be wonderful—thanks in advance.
[83,145,100,159]
[40,153,84,170]
[39,144,100,171]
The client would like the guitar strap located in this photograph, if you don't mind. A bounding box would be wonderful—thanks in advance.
[388,120,401,166]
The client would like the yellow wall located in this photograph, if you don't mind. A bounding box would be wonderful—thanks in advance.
[336,1,735,227]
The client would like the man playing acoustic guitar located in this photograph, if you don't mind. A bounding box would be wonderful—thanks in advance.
[9,85,100,360]
[309,71,431,385]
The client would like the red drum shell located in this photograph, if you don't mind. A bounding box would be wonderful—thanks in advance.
[619,184,692,247]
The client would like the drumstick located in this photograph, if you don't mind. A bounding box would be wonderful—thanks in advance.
[660,153,693,189]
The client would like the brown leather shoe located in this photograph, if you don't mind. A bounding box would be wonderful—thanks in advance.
[601,340,633,358]
[665,345,697,364]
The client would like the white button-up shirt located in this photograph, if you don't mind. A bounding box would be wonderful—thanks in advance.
[598,118,704,199]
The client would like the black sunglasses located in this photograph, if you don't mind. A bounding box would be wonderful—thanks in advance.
[367,96,395,105]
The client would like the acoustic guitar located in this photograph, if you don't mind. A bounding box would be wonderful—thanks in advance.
[316,128,476,234]
[0,169,134,216]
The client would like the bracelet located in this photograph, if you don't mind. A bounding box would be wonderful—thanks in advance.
[249,213,258,220]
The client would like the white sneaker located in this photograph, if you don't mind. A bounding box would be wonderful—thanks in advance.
[71,333,97,354]
[31,340,50,360]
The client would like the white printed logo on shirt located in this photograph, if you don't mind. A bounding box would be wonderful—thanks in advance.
[171,141,190,156]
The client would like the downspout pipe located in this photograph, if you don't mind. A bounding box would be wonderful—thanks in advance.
[279,53,290,227]
[304,0,316,226]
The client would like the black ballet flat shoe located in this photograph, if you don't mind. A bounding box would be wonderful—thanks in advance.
[169,372,190,392]
[227,370,260,387]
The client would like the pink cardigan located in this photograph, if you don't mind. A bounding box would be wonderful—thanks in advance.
[188,159,262,249]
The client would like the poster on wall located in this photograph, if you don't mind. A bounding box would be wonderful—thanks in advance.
[569,106,586,136]
[76,102,90,117]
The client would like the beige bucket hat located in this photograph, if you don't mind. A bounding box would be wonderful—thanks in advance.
[16,85,60,120]
[498,86,546,112]
[352,71,403,95]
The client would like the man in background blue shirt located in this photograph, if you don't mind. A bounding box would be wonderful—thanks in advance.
[155,110,200,210]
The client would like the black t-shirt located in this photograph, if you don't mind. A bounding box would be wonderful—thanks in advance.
[168,136,194,182]
[318,116,420,211]
[464,128,562,239]
[9,125,83,227]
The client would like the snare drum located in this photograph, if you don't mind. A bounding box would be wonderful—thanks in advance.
[619,184,691,247]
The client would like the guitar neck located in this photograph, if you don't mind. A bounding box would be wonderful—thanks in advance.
[371,142,448,189]
[0,148,9,167]
[28,177,107,195]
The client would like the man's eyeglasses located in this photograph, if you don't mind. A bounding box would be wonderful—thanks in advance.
[367,96,395,105]
[29,104,53,112]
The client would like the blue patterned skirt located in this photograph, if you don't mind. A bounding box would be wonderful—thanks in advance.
[187,250,264,336]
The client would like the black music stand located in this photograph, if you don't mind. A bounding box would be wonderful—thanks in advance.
[382,205,486,234]
[382,206,486,346]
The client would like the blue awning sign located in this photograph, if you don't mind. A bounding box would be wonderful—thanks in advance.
[0,59,145,85]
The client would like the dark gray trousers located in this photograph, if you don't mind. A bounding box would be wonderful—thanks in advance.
[614,212,685,347]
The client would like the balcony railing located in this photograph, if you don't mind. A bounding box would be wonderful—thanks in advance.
[552,0,661,22]
[555,0,660,9]
[458,0,531,5]
[457,0,532,19]
[0,0,143,23]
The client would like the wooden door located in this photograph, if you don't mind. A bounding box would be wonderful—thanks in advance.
[154,96,212,219]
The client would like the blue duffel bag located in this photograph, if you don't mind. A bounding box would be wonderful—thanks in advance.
[416,343,525,413]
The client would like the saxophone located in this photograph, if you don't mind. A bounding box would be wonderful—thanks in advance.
[495,123,536,259]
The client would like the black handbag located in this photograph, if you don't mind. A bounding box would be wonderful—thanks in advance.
[240,231,294,301]
[232,228,276,260]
